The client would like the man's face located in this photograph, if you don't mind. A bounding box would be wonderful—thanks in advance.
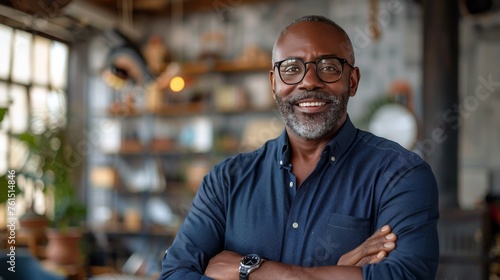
[270,21,360,141]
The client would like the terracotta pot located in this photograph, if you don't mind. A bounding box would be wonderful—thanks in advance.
[45,228,82,265]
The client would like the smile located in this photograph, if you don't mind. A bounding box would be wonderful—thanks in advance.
[297,101,327,107]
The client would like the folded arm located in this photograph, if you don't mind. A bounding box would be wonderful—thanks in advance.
[205,226,397,280]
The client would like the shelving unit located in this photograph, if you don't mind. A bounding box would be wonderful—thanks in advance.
[85,59,282,276]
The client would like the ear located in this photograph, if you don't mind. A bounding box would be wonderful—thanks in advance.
[269,70,277,100]
[349,67,361,97]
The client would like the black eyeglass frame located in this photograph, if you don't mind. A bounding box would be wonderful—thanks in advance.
[272,56,355,85]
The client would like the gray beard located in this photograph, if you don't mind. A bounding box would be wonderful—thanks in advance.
[275,90,349,140]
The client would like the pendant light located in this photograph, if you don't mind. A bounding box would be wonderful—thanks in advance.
[156,0,186,93]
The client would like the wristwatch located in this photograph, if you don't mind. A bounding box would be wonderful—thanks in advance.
[239,254,266,280]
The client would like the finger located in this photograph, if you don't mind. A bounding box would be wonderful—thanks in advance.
[337,225,396,266]
[385,232,397,241]
[381,225,391,233]
[365,225,393,244]
[368,251,387,264]
[358,232,397,256]
[355,256,370,266]
[368,225,391,241]
[383,241,395,250]
[355,250,386,266]
[364,231,398,252]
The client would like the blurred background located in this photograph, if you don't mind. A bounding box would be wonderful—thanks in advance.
[0,0,499,279]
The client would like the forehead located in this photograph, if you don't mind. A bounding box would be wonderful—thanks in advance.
[275,21,350,60]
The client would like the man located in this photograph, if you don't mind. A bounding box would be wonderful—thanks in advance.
[160,15,439,280]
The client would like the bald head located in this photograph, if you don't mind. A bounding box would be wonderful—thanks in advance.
[272,15,355,66]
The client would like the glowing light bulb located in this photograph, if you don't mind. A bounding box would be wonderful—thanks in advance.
[169,76,185,92]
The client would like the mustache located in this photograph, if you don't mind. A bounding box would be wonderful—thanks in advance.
[286,91,340,104]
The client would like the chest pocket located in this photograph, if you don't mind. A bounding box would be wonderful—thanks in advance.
[312,213,371,265]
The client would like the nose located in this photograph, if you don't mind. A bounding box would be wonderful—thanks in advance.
[298,64,324,91]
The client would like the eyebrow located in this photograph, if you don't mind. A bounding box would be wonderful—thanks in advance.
[279,54,345,62]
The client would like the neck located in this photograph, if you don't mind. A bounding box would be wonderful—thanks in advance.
[288,130,331,162]
[287,114,346,159]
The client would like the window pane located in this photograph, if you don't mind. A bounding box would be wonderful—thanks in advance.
[0,114,8,132]
[33,36,51,86]
[12,30,32,84]
[0,23,70,228]
[30,86,48,134]
[47,89,67,130]
[8,137,29,171]
[9,84,29,134]
[0,25,13,80]
[0,82,8,106]
[50,41,68,89]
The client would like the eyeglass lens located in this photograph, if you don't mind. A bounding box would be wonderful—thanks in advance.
[278,57,344,84]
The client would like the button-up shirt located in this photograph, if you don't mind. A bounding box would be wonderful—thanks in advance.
[160,117,439,279]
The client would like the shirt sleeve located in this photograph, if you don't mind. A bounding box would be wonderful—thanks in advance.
[362,158,440,280]
[159,164,227,280]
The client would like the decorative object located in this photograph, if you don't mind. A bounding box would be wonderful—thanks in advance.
[146,197,179,226]
[116,158,165,192]
[214,85,247,112]
[90,166,118,189]
[45,227,82,265]
[142,35,169,74]
[357,80,419,150]
[179,117,213,152]
[234,44,270,67]
[101,29,155,114]
[368,102,418,150]
[199,31,226,60]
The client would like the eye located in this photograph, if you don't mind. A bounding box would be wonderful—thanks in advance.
[280,59,303,75]
[318,59,342,73]
[320,64,340,72]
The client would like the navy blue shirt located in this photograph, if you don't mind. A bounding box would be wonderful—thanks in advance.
[160,117,439,280]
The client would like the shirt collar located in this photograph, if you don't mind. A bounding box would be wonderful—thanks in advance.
[276,115,357,168]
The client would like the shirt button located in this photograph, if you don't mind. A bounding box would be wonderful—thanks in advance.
[280,160,283,165]
[292,222,299,229]
[331,156,336,162]
[289,182,294,188]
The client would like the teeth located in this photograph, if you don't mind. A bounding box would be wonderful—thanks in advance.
[298,102,326,107]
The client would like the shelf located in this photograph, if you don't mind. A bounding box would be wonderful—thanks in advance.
[100,140,213,156]
[98,103,276,118]
[179,60,270,76]
[98,103,206,118]
[152,102,207,116]
[87,53,275,274]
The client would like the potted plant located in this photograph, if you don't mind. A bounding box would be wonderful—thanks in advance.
[14,126,86,265]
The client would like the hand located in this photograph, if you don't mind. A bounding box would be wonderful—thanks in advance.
[205,250,242,280]
[337,225,397,266]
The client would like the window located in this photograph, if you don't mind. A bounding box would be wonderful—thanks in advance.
[0,23,69,227]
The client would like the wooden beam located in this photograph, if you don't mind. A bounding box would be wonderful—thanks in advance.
[422,0,459,208]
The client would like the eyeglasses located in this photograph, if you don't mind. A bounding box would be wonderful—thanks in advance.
[273,56,354,85]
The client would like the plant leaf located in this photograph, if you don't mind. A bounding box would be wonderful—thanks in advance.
[0,108,7,123]
[0,174,22,204]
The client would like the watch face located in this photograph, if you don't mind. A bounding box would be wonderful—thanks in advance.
[242,254,261,266]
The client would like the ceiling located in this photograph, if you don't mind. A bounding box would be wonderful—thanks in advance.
[83,0,275,16]
[2,0,497,43]
[0,0,277,41]
[0,0,275,18]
